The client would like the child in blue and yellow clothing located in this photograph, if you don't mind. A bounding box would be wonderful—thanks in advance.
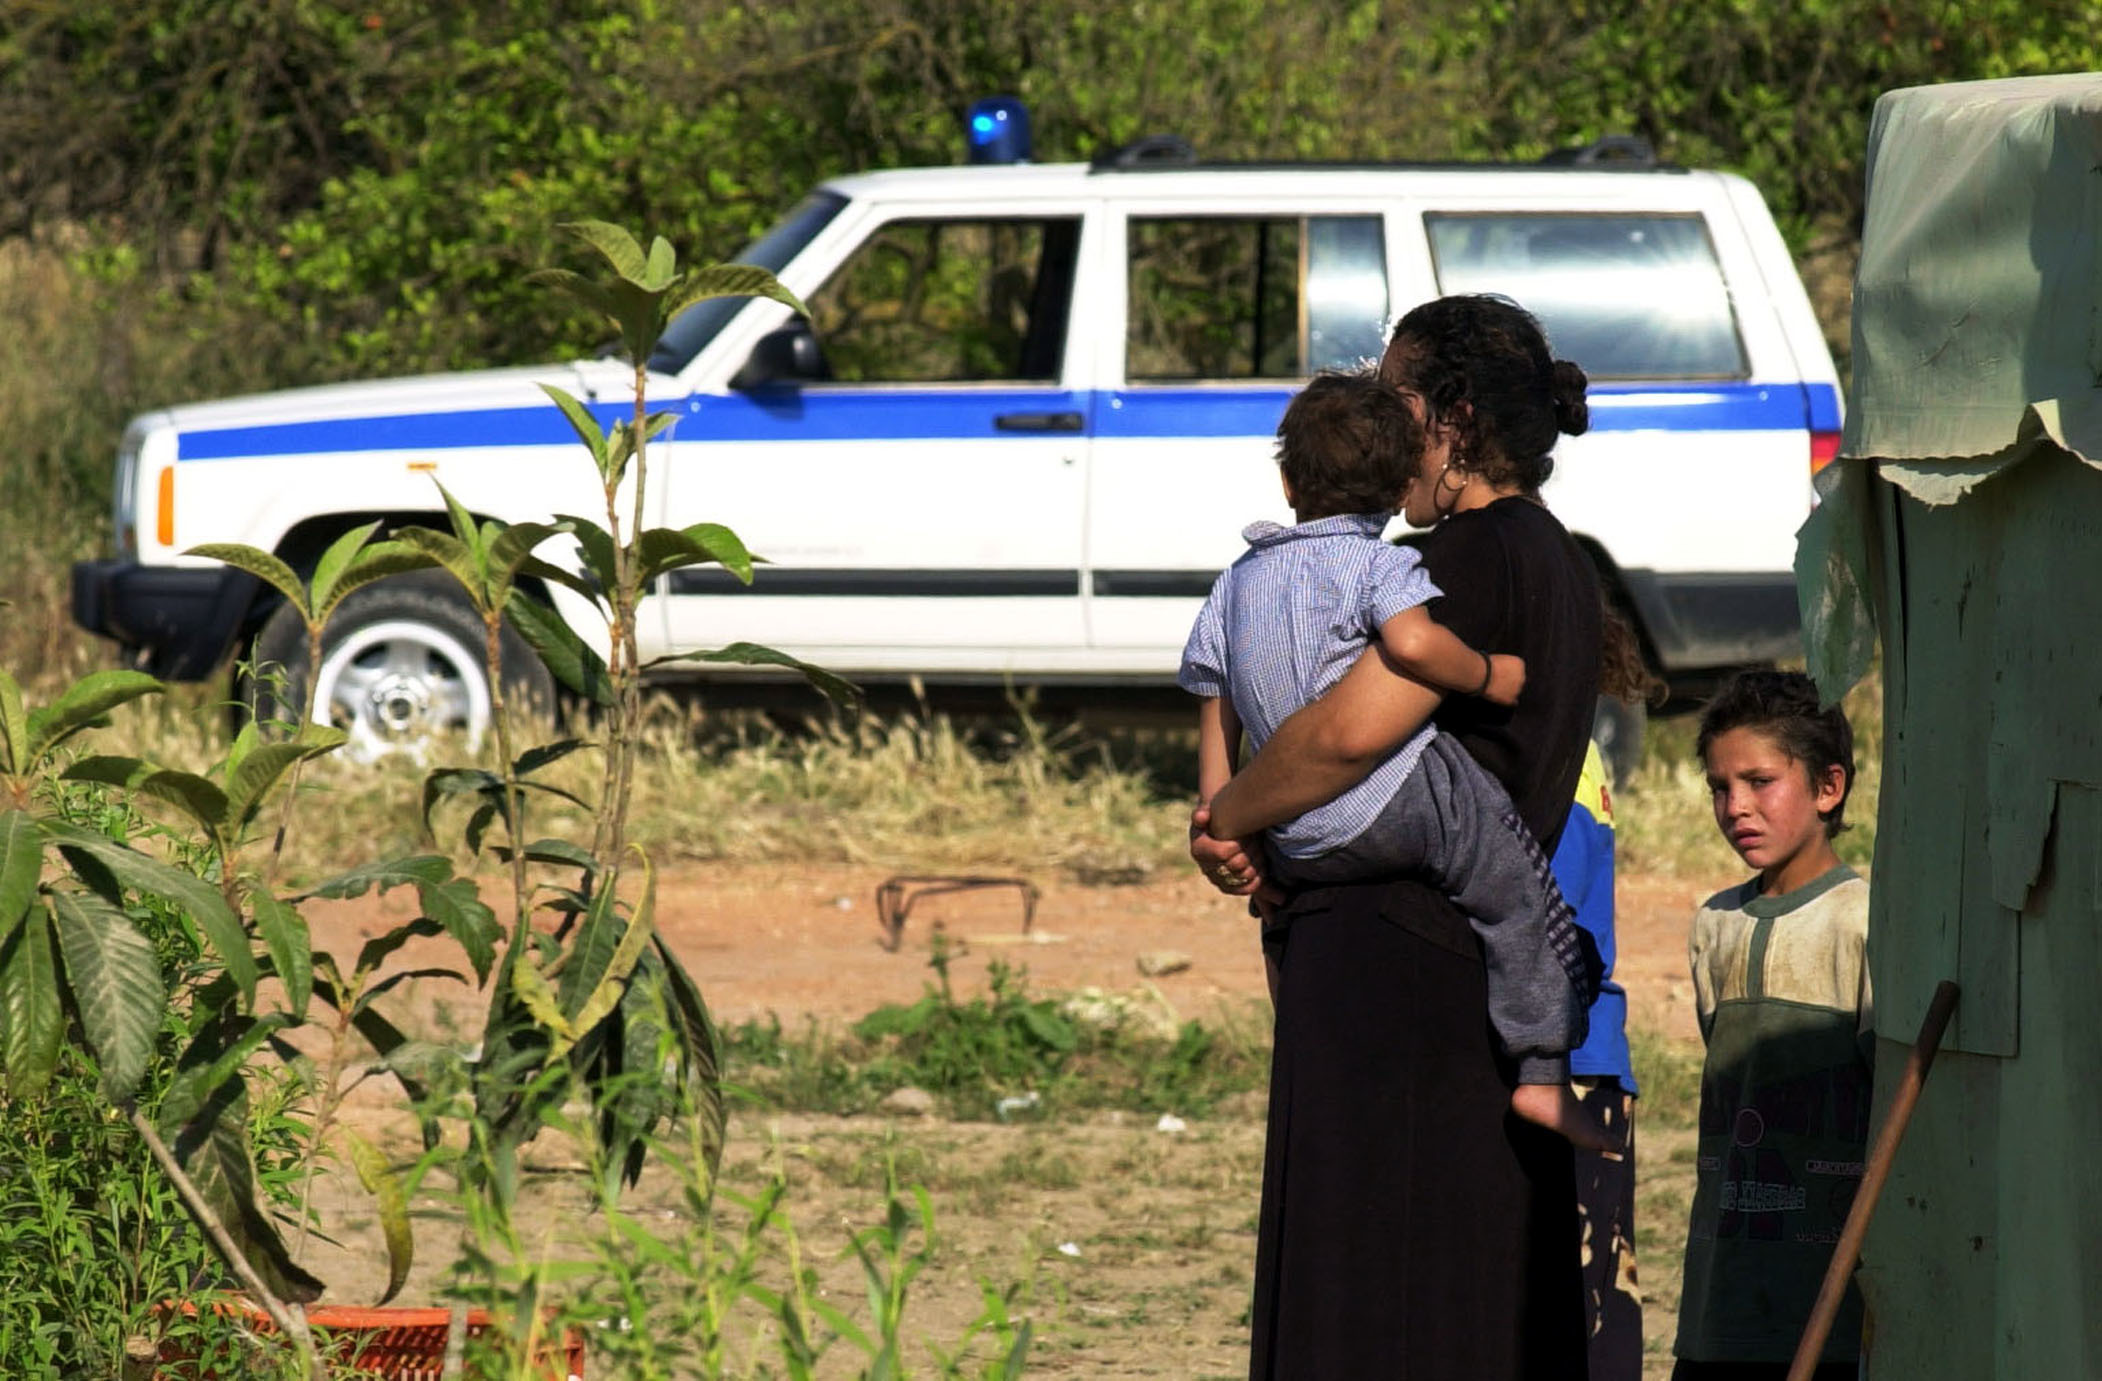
[1553,738,1643,1381]
[1673,670,1871,1381]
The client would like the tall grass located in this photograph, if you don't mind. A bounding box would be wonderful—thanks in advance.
[0,239,305,688]
[80,692,1199,886]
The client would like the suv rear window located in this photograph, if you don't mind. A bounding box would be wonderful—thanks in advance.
[1126,216,1388,380]
[1424,213,1747,380]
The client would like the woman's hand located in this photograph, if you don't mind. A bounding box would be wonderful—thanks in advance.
[1207,643,1447,840]
[1189,804,1281,901]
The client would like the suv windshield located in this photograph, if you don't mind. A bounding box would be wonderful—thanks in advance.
[646,191,847,374]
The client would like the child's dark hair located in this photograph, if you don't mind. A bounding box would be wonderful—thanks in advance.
[1276,370,1420,520]
[1697,670,1856,836]
[1378,294,1588,492]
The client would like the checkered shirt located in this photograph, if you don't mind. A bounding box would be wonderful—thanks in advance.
[1178,512,1440,858]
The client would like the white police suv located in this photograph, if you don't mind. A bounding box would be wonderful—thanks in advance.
[73,103,1840,761]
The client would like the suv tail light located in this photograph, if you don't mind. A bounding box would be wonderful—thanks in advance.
[1810,429,1841,478]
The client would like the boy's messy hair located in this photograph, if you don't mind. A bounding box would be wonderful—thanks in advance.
[1697,669,1856,836]
[1276,369,1420,520]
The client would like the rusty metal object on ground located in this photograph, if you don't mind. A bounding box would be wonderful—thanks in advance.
[873,874,1038,951]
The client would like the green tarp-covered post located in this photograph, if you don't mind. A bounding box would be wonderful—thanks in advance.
[1796,73,2102,1378]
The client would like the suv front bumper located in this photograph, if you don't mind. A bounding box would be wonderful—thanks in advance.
[1621,570,1801,674]
[71,560,259,681]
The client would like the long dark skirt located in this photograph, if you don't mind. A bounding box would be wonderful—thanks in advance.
[1249,879,1588,1380]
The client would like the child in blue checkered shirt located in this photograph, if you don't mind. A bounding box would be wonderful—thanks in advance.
[1180,370,1605,1147]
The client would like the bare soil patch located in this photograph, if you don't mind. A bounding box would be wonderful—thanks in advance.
[302,860,1707,1378]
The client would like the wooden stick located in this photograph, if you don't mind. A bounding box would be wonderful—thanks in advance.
[1787,979,1960,1381]
[128,1108,321,1375]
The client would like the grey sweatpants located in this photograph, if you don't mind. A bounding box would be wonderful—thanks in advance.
[1270,731,1598,1083]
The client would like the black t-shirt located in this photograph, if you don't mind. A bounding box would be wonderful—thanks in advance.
[1409,495,1602,852]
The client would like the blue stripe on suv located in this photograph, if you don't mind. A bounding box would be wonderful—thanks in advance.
[174,381,1840,459]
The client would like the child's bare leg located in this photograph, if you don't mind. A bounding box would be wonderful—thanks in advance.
[1511,1082,1619,1153]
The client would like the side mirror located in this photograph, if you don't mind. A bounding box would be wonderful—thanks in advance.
[731,320,830,390]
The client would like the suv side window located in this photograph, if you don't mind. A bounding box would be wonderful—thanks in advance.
[806,217,1079,384]
[1424,213,1747,380]
[1127,216,1388,380]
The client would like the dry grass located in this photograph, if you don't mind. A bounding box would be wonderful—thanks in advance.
[74,692,1196,892]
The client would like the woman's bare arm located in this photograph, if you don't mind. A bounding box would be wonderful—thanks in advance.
[1206,643,1445,839]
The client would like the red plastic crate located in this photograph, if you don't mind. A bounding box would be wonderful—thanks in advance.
[156,1303,586,1379]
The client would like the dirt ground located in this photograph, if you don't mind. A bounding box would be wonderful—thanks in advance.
[300,861,1714,1378]
[306,860,1712,1044]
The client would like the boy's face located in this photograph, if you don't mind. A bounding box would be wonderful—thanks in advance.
[1703,726,1846,881]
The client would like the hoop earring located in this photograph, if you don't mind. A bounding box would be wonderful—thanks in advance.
[1433,457,1467,520]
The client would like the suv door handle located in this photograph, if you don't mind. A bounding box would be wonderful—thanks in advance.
[993,410,1083,433]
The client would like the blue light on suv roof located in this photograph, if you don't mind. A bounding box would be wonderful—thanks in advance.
[965,96,1030,164]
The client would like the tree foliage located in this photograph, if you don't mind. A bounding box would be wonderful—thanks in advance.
[3,0,2100,538]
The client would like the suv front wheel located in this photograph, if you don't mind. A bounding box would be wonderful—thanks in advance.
[246,572,555,762]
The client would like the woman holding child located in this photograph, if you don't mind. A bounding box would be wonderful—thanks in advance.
[1193,295,1610,1378]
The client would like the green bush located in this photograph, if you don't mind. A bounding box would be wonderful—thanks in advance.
[725,949,1269,1120]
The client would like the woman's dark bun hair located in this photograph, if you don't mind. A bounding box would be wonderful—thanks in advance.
[1378,294,1588,492]
[1551,359,1590,437]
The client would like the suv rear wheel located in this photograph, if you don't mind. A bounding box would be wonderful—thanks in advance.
[246,572,554,762]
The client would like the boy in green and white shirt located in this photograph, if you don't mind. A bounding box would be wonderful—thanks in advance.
[1674,671,1871,1381]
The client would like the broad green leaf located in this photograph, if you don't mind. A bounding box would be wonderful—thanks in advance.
[567,852,655,1037]
[185,544,308,620]
[560,219,648,284]
[557,864,626,1017]
[225,727,345,831]
[610,279,661,367]
[343,1128,414,1304]
[362,966,469,1004]
[304,855,452,901]
[512,555,599,605]
[41,821,255,1003]
[537,383,611,477]
[511,954,573,1045]
[224,718,258,780]
[502,838,597,872]
[354,918,443,983]
[252,893,312,1020]
[25,671,165,764]
[421,767,503,841]
[666,642,861,714]
[415,876,498,986]
[550,513,619,598]
[315,542,438,624]
[65,757,230,836]
[506,591,614,706]
[0,904,62,1097]
[50,892,164,1099]
[392,527,484,611]
[434,480,484,554]
[488,520,572,593]
[666,264,809,322]
[514,738,590,778]
[462,800,500,857]
[0,670,26,776]
[160,1078,326,1304]
[305,520,385,617]
[638,522,755,585]
[0,812,42,934]
[601,423,638,491]
[651,936,724,1176]
[642,235,677,292]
